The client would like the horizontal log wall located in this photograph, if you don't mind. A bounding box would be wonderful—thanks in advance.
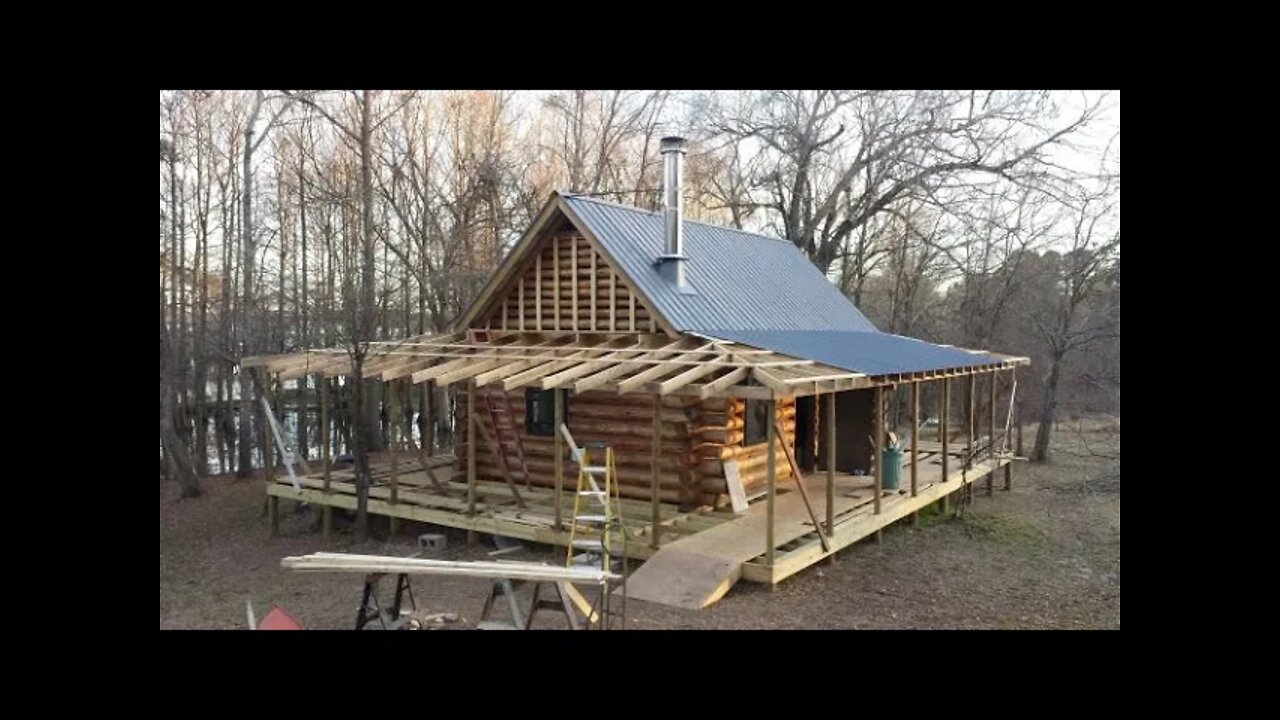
[456,389,702,506]
[455,390,798,510]
[693,397,796,508]
[484,232,658,333]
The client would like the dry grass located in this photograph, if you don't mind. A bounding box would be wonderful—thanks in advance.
[159,421,1119,630]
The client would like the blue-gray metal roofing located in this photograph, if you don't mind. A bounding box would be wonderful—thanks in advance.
[561,194,877,333]
[701,329,1003,376]
[559,194,1000,375]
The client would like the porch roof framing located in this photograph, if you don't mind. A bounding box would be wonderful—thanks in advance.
[243,330,1029,400]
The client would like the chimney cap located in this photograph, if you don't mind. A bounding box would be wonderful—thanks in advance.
[660,136,687,153]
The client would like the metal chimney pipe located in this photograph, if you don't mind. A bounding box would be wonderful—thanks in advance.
[658,136,688,288]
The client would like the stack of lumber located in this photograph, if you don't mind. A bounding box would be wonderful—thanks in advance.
[281,552,622,584]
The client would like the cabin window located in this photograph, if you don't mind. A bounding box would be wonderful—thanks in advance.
[743,398,771,445]
[525,388,567,437]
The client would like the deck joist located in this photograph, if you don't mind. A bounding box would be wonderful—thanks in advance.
[266,444,1013,605]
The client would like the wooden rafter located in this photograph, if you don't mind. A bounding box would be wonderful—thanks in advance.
[573,339,692,393]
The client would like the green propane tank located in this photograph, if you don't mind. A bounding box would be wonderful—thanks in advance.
[882,444,903,490]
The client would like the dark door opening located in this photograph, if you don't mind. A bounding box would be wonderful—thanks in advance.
[816,390,874,475]
[795,395,816,471]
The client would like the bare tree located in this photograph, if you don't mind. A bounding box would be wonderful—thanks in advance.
[1030,180,1120,462]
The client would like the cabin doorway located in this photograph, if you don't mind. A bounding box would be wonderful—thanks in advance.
[816,389,874,475]
[795,396,816,471]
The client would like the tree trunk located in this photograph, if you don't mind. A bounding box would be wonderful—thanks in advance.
[237,105,258,477]
[161,291,200,498]
[1032,350,1064,463]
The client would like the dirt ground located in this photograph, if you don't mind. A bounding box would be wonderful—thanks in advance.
[159,420,1119,630]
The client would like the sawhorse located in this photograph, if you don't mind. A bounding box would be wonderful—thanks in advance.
[477,579,582,630]
[355,572,416,630]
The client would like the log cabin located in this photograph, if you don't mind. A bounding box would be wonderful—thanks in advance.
[244,137,1029,609]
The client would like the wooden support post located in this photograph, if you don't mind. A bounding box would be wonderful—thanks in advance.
[1016,395,1024,456]
[260,370,275,482]
[1005,370,1016,492]
[911,380,919,527]
[389,380,400,536]
[874,385,884,515]
[941,378,950,516]
[467,381,477,545]
[826,391,835,536]
[766,397,777,568]
[967,373,976,505]
[554,388,564,532]
[320,374,331,542]
[268,495,279,537]
[987,370,996,497]
[650,393,661,549]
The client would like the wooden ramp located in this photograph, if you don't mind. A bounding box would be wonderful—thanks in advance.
[625,473,869,609]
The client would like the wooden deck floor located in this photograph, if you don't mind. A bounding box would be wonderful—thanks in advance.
[266,444,1012,608]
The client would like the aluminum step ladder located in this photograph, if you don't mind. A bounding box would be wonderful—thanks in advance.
[559,424,628,629]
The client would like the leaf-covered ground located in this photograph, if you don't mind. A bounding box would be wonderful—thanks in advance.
[159,421,1119,630]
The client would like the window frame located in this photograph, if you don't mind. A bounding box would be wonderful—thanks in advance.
[525,388,567,437]
[743,398,770,446]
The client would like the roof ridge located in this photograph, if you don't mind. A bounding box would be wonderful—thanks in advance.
[559,192,791,246]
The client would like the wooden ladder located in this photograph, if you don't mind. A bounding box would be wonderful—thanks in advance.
[469,329,532,490]
[482,389,532,490]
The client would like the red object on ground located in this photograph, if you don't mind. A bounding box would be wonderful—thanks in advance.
[258,606,304,630]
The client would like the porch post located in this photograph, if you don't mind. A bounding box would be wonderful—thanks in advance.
[988,370,996,497]
[910,380,919,527]
[941,377,950,516]
[554,388,565,531]
[766,395,777,570]
[874,385,884,516]
[466,380,477,545]
[650,393,661,549]
[320,373,331,542]
[826,391,836,536]
[389,380,400,536]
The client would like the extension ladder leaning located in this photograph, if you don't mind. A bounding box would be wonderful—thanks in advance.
[560,427,628,629]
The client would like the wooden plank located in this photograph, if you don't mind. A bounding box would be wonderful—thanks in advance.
[724,460,748,514]
[699,366,749,400]
[518,277,525,331]
[941,377,951,515]
[629,288,636,332]
[609,269,616,331]
[538,339,649,389]
[554,388,564,531]
[911,381,919,498]
[467,383,477,528]
[573,340,688,393]
[283,553,620,584]
[657,361,723,395]
[589,250,597,332]
[497,339,612,390]
[874,385,884,515]
[752,367,791,395]
[741,458,1009,584]
[988,370,997,496]
[571,236,578,329]
[623,549,741,610]
[775,420,830,552]
[615,353,695,394]
[553,235,560,331]
[651,393,662,548]
[766,398,776,567]
[825,392,835,535]
[471,338,564,386]
[433,357,511,387]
